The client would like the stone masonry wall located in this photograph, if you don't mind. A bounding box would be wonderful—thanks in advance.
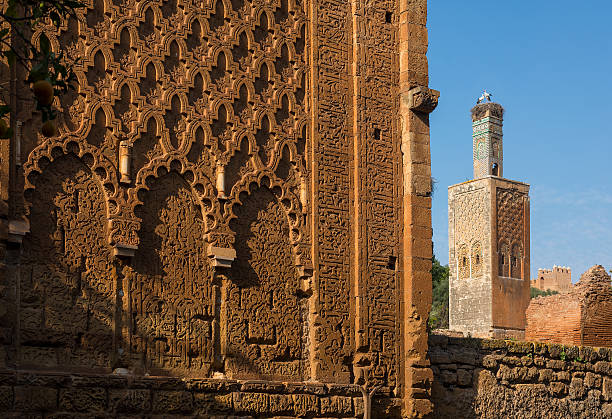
[0,368,401,417]
[429,332,612,419]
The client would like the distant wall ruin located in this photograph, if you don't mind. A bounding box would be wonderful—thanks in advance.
[526,266,612,347]
[531,266,572,293]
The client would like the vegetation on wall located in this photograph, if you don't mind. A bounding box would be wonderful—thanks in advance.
[429,255,449,330]
[530,287,559,298]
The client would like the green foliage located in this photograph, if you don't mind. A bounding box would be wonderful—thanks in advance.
[530,287,559,298]
[0,0,84,131]
[429,255,449,330]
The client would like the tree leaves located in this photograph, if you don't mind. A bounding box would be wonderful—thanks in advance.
[429,256,450,330]
[0,0,85,127]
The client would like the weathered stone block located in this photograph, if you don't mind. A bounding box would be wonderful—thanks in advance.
[439,363,457,371]
[440,370,457,385]
[555,371,571,382]
[549,381,568,397]
[546,360,565,370]
[232,392,269,415]
[267,394,293,415]
[507,341,532,354]
[0,385,12,411]
[428,333,448,348]
[14,386,57,411]
[454,350,477,366]
[588,389,602,403]
[538,369,553,383]
[291,394,318,417]
[585,372,602,389]
[193,393,233,415]
[482,354,502,368]
[580,346,598,363]
[504,356,522,366]
[603,378,612,401]
[533,356,547,367]
[152,390,193,413]
[429,350,450,364]
[457,369,472,386]
[595,361,612,375]
[569,377,586,400]
[319,396,353,415]
[59,387,106,412]
[109,389,151,413]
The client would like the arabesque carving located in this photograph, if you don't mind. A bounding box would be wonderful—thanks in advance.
[0,0,436,415]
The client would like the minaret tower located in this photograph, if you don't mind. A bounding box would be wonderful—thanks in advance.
[447,92,531,339]
[472,97,504,178]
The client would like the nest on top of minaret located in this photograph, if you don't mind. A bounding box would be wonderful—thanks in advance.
[470,102,504,121]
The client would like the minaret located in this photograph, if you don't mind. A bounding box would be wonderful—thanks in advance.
[472,100,504,178]
[447,93,531,339]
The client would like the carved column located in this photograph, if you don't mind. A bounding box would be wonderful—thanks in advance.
[399,0,439,416]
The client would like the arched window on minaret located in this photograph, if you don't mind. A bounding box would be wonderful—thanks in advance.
[498,241,510,277]
[471,241,482,277]
[492,163,499,176]
[511,243,522,279]
[458,244,469,279]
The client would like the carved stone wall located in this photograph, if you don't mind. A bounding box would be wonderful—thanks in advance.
[0,0,436,416]
[19,154,115,371]
[448,180,492,337]
[496,188,527,280]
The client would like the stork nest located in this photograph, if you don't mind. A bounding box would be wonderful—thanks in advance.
[471,102,504,121]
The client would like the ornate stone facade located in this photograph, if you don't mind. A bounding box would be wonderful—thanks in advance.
[0,0,437,416]
[448,102,530,339]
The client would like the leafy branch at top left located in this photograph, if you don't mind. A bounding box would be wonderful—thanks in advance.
[0,0,85,138]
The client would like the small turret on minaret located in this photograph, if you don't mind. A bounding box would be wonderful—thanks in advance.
[471,91,504,179]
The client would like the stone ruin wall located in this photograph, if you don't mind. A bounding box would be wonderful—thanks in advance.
[531,266,572,293]
[430,333,612,419]
[0,0,438,417]
[526,266,612,348]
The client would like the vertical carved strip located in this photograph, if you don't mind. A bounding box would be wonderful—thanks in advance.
[310,0,353,382]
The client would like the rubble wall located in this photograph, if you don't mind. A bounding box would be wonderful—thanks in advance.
[429,333,612,419]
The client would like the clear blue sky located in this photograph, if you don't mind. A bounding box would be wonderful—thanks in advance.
[428,1,612,281]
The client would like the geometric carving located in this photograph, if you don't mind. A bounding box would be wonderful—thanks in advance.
[497,188,526,279]
[131,172,214,375]
[20,154,114,370]
[226,185,306,381]
[0,0,431,412]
